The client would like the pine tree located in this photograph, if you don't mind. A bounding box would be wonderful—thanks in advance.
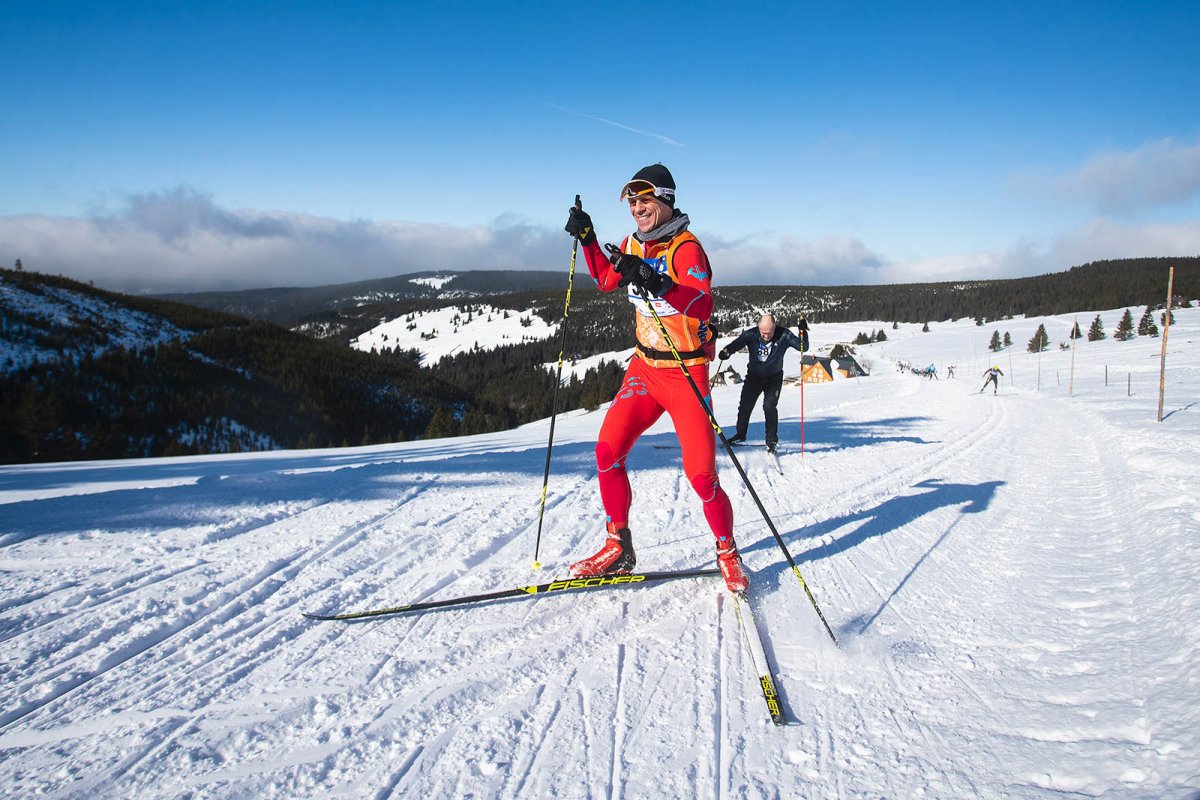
[1138,306,1159,337]
[1027,324,1050,353]
[922,321,930,332]
[1087,314,1105,341]
[988,330,1002,352]
[424,406,457,439]
[875,329,888,342]
[1003,332,1012,348]
[1161,309,1175,325]
[1069,320,1082,340]
[1114,308,1135,341]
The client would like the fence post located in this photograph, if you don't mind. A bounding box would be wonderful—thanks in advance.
[1158,266,1175,422]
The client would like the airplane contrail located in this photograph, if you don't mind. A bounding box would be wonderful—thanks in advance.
[547,102,684,147]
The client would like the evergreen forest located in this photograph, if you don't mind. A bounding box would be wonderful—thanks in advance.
[2,256,1196,464]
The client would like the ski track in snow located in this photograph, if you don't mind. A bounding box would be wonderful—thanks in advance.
[1,308,1199,798]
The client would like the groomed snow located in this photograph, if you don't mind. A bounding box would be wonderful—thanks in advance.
[1,306,1198,798]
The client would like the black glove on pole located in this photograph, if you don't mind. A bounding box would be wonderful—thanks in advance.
[605,245,672,296]
[564,204,596,245]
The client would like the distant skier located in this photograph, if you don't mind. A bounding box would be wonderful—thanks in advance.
[563,164,748,594]
[979,365,1003,395]
[925,364,938,380]
[718,313,808,454]
[946,365,956,379]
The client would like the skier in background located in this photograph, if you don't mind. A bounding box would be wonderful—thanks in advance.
[563,164,748,594]
[946,365,956,378]
[979,365,1004,395]
[718,313,808,453]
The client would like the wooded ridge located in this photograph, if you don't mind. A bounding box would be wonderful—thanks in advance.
[2,257,1195,464]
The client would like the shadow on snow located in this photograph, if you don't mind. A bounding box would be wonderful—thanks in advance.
[741,477,1004,639]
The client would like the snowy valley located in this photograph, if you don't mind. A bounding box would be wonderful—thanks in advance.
[1,303,1198,798]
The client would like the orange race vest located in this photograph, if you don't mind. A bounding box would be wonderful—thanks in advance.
[622,232,715,368]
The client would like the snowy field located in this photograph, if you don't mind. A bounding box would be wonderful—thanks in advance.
[2,306,1198,798]
[351,304,557,364]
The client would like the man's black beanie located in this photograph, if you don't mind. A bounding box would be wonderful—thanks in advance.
[627,164,676,207]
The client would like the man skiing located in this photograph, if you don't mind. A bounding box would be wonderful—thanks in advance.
[563,164,748,594]
[979,365,1003,395]
[718,314,808,453]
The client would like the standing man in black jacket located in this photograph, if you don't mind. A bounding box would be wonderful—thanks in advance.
[718,313,809,453]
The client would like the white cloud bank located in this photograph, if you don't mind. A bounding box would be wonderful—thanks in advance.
[1015,136,1200,213]
[881,218,1200,285]
[1,186,1196,293]
[0,187,567,292]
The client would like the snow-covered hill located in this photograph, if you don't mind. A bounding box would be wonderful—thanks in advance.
[0,274,191,372]
[1,307,1197,798]
[351,303,557,363]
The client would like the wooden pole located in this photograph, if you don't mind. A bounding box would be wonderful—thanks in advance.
[1069,316,1077,397]
[1157,267,1175,422]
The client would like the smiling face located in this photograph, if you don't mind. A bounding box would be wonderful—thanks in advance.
[627,194,673,234]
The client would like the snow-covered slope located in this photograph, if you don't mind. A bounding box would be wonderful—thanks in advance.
[1,276,190,372]
[350,304,557,364]
[1,307,1197,798]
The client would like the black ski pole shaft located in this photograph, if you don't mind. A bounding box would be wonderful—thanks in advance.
[532,195,581,570]
[606,244,837,645]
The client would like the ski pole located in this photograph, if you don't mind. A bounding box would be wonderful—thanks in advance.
[532,195,581,570]
[606,244,837,645]
[709,356,725,389]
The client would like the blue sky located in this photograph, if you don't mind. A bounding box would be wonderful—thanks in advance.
[2,1,1198,291]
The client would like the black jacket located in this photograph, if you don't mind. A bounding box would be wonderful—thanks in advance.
[720,325,808,378]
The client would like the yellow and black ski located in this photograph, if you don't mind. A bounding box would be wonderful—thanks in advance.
[732,593,789,726]
[304,568,721,621]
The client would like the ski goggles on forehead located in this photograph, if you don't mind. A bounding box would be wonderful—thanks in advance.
[620,179,675,202]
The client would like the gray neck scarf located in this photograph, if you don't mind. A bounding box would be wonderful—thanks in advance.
[634,210,691,243]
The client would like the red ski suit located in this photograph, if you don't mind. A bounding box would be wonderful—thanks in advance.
[581,232,735,541]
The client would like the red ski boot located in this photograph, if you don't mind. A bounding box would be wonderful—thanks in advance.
[716,537,750,595]
[569,522,636,578]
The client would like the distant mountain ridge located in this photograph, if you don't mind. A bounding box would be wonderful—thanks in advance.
[159,270,579,326]
[163,258,1199,343]
[3,257,1196,465]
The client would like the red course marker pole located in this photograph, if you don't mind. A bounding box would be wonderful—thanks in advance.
[800,374,806,459]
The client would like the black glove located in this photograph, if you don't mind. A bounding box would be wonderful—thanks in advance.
[564,206,596,245]
[718,347,730,360]
[620,260,672,296]
[611,252,644,284]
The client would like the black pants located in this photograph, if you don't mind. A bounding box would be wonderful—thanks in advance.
[736,371,784,444]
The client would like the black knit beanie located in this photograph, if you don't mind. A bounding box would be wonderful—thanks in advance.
[623,164,676,207]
